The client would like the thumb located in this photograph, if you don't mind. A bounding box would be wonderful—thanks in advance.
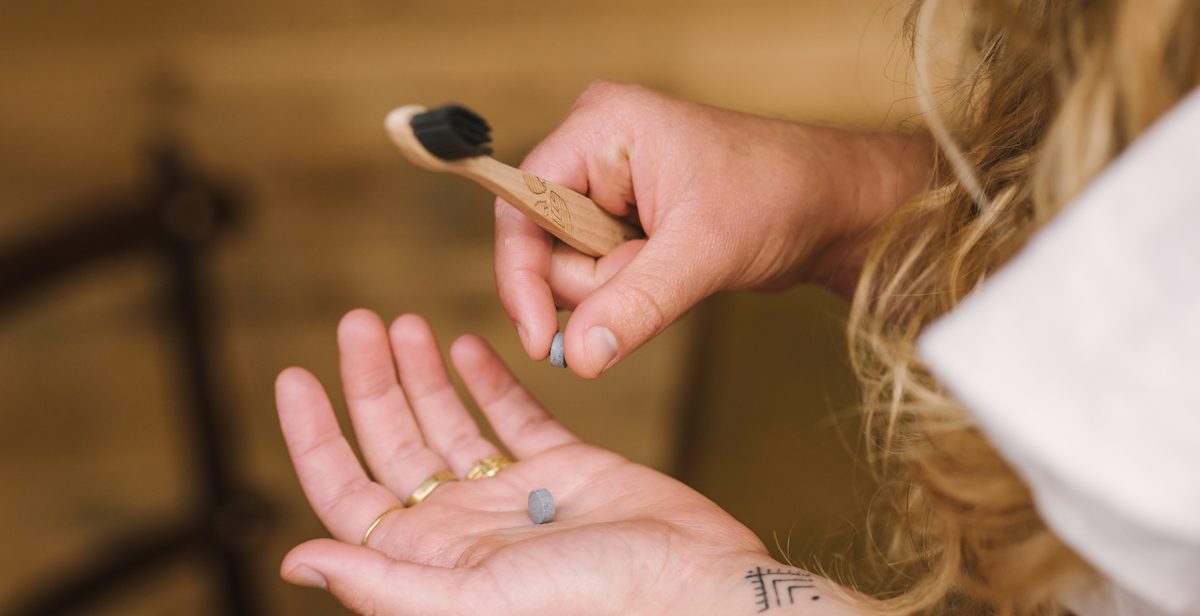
[282,539,468,615]
[563,234,718,377]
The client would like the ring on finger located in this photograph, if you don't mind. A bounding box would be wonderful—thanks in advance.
[405,470,458,506]
[466,454,513,480]
[361,504,405,547]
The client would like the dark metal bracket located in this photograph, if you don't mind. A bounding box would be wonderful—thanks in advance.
[2,143,269,615]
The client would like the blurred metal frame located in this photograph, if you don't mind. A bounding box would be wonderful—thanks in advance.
[0,143,269,615]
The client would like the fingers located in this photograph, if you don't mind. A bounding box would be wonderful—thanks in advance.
[493,129,590,361]
[547,239,644,310]
[388,314,503,477]
[337,310,448,497]
[283,539,470,616]
[494,202,558,358]
[494,100,636,363]
[449,334,580,459]
[275,367,403,544]
[564,234,717,377]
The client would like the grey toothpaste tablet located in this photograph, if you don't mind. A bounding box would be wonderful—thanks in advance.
[528,488,556,524]
[549,331,566,368]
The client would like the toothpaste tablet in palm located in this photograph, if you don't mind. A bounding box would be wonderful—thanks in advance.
[528,488,556,524]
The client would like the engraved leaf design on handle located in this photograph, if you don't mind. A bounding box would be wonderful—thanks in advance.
[523,172,548,195]
[522,172,573,232]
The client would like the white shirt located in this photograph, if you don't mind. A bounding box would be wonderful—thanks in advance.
[916,89,1200,615]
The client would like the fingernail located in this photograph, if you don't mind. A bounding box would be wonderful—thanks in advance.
[584,326,619,373]
[288,565,328,589]
[516,323,530,353]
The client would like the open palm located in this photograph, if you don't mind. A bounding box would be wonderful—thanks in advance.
[275,310,772,615]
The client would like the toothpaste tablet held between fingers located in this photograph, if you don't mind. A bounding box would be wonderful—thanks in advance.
[528,488,556,524]
[549,331,567,368]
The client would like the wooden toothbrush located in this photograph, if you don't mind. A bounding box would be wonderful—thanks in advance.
[384,104,644,257]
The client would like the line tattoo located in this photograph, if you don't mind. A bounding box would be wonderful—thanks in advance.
[744,566,818,612]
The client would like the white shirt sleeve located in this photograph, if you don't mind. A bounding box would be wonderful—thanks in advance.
[916,88,1200,616]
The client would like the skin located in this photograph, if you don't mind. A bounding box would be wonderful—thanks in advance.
[277,310,871,615]
[279,83,934,613]
[494,80,932,377]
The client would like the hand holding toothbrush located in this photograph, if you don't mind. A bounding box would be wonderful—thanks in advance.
[386,80,932,377]
[491,81,933,377]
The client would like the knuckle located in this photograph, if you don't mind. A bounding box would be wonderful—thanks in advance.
[495,268,540,305]
[574,79,639,110]
[321,476,374,512]
[513,414,551,442]
[444,429,480,457]
[509,408,563,448]
[388,439,430,468]
[576,78,618,104]
[494,198,516,218]
[616,278,670,336]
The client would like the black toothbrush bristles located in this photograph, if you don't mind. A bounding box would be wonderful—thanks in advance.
[411,104,494,161]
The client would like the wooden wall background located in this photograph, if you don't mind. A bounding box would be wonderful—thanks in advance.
[0,1,919,613]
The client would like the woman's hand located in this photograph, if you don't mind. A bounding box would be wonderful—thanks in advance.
[275,310,861,615]
[495,81,931,377]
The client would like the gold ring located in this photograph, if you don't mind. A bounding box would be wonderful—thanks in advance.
[405,470,458,506]
[466,454,513,480]
[361,504,404,547]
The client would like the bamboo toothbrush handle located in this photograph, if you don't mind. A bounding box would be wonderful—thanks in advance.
[455,156,643,257]
[385,105,642,257]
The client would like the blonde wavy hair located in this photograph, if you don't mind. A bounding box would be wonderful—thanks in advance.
[848,0,1200,613]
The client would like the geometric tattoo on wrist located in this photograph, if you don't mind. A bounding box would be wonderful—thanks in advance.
[744,566,819,612]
